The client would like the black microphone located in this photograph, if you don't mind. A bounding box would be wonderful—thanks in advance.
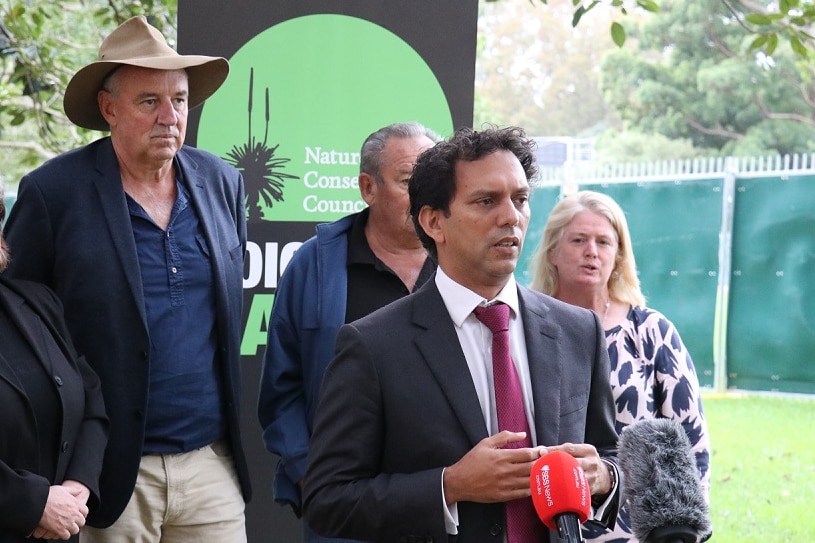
[529,450,590,543]
[618,418,712,543]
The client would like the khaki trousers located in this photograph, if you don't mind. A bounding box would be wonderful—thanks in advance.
[81,441,246,543]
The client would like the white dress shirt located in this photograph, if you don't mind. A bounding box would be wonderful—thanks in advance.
[435,268,539,535]
[434,267,538,444]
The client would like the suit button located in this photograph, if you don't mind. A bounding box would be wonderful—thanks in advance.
[489,524,503,536]
[54,375,63,386]
[61,441,69,452]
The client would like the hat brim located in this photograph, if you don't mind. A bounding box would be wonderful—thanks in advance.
[64,56,229,131]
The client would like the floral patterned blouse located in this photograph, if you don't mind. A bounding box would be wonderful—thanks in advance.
[583,305,711,543]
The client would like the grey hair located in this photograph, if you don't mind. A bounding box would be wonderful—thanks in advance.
[100,67,121,95]
[359,122,440,183]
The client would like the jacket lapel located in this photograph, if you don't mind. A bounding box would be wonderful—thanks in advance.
[0,283,52,394]
[411,282,490,447]
[518,286,563,446]
[92,139,147,323]
[178,153,229,328]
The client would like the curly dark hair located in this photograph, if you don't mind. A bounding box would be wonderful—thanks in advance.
[408,126,538,260]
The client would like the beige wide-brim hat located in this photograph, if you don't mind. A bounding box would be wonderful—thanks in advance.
[64,15,229,131]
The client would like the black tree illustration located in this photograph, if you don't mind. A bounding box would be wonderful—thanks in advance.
[224,67,298,222]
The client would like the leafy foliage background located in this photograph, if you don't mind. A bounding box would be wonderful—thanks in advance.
[3,0,814,187]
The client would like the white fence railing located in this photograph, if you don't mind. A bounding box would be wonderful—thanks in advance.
[535,153,815,186]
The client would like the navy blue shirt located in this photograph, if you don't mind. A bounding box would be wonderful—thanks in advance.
[127,180,225,454]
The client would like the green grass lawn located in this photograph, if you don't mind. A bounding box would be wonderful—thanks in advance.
[704,393,815,541]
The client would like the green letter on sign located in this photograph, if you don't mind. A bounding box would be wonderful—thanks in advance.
[241,294,275,356]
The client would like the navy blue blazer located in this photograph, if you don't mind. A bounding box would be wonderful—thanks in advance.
[304,279,621,543]
[2,137,250,527]
[0,277,108,542]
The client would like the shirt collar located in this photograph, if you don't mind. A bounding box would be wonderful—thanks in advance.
[435,267,519,327]
[347,208,374,266]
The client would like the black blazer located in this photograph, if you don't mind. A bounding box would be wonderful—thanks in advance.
[2,137,250,527]
[0,277,108,542]
[304,279,620,543]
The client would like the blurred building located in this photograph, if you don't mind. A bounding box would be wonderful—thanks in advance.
[532,136,595,168]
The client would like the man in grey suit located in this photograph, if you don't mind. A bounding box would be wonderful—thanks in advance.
[3,16,249,543]
[304,126,621,543]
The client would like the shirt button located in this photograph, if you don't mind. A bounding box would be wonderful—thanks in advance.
[171,267,178,273]
[54,376,63,386]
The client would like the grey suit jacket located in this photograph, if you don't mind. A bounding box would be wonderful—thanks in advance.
[2,137,250,527]
[304,278,620,543]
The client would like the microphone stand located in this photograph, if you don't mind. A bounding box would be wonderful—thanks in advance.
[554,513,585,543]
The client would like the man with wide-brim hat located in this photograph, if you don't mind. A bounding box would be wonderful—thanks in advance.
[2,15,251,543]
[64,15,228,132]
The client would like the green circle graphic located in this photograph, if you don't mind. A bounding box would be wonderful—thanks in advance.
[198,14,454,223]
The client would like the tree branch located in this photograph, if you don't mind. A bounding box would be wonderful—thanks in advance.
[0,140,56,161]
[719,0,759,34]
[685,116,745,140]
[754,95,815,126]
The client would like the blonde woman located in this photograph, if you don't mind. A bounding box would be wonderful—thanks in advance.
[529,190,710,542]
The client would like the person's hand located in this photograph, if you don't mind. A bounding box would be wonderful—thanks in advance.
[33,485,89,540]
[546,442,614,496]
[443,431,545,505]
[61,480,91,506]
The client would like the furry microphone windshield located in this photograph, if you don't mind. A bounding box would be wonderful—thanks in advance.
[618,418,712,543]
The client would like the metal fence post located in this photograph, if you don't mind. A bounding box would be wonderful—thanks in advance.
[713,157,737,392]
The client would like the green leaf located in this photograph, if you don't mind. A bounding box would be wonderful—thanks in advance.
[637,0,660,13]
[611,21,626,47]
[10,112,26,126]
[749,34,769,51]
[572,5,587,27]
[745,13,774,25]
[767,33,779,55]
[572,0,602,26]
[790,35,808,57]
[783,0,801,11]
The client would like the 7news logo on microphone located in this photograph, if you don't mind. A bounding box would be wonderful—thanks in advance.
[530,450,591,543]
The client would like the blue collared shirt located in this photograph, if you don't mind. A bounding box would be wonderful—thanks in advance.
[127,180,225,454]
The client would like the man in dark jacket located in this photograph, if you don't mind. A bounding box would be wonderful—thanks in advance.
[3,16,250,543]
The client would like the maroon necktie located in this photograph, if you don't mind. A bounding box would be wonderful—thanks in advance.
[474,303,547,543]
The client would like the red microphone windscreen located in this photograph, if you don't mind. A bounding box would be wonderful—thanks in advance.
[529,450,591,530]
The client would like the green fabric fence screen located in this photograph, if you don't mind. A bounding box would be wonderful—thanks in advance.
[520,157,815,395]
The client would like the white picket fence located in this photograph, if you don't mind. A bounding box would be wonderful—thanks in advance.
[535,153,815,186]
